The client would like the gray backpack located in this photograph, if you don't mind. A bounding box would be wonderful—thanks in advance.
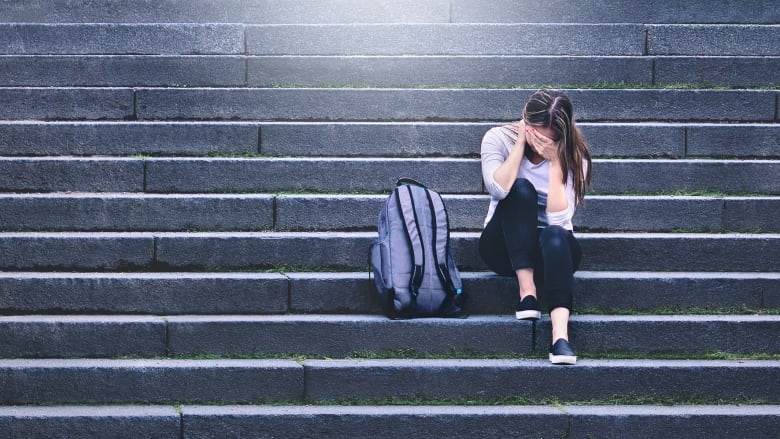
[370,178,465,318]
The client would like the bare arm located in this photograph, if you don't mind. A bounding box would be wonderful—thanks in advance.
[526,128,568,213]
[546,159,568,213]
[491,122,527,192]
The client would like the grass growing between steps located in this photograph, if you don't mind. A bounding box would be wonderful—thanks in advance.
[114,351,780,362]
[269,81,780,91]
[574,226,772,234]
[586,190,769,197]
[666,227,770,234]
[574,307,780,316]
[306,394,770,407]
[199,265,356,274]
[116,351,522,362]
[17,395,772,408]
[576,352,780,361]
[350,350,780,361]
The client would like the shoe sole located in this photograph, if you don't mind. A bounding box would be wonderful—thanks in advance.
[549,354,577,365]
[515,310,541,320]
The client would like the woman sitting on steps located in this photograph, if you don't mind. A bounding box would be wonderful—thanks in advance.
[479,88,592,365]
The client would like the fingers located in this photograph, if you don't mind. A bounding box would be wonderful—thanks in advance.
[532,142,547,158]
[525,129,549,152]
[527,128,554,147]
[525,127,558,160]
[529,133,545,153]
[524,128,540,154]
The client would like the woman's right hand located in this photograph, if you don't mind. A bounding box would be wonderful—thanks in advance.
[526,126,560,162]
[490,121,527,192]
[503,120,523,136]
[508,121,526,156]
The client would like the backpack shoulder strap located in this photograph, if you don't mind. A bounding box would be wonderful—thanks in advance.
[396,177,426,188]
[396,185,424,301]
[423,188,460,303]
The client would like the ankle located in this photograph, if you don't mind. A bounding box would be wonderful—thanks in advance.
[519,290,537,299]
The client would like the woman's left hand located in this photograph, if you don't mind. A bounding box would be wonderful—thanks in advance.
[526,128,560,161]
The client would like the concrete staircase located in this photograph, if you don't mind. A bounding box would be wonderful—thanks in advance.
[1,0,779,437]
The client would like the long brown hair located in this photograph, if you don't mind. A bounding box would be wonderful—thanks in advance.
[523,89,592,205]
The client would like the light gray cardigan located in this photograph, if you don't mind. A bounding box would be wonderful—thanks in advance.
[480,126,579,230]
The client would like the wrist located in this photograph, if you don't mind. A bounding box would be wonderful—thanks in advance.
[548,159,563,176]
[511,141,526,157]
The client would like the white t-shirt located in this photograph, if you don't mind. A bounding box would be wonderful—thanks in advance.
[480,126,579,230]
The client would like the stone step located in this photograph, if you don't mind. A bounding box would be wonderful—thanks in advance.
[2,405,778,439]
[0,359,303,405]
[133,89,778,122]
[177,405,780,439]
[0,55,780,89]
[247,24,780,57]
[0,232,155,271]
[0,88,134,121]
[238,56,780,89]
[0,193,776,233]
[304,359,780,403]
[0,232,777,272]
[153,232,780,272]
[2,56,780,88]
[244,24,647,56]
[655,57,780,88]
[2,0,776,24]
[1,23,646,56]
[465,1,780,25]
[0,121,260,155]
[0,56,246,87]
[0,0,453,24]
[590,160,778,195]
[648,25,780,56]
[1,358,777,404]
[3,314,777,358]
[0,157,144,193]
[0,272,291,315]
[25,156,764,196]
[0,406,180,439]
[0,193,276,232]
[1,121,777,159]
[1,88,776,123]
[171,314,780,357]
[570,271,780,315]
[139,158,777,195]
[2,271,776,316]
[101,21,780,58]
[453,0,780,24]
[0,24,244,55]
[0,315,167,358]
[250,55,780,89]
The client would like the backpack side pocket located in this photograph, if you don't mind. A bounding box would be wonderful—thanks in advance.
[370,238,396,317]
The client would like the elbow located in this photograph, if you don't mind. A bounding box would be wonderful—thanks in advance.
[484,171,510,200]
[487,182,510,200]
[546,205,574,227]
[546,201,570,216]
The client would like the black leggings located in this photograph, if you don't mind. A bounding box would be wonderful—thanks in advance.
[479,178,582,312]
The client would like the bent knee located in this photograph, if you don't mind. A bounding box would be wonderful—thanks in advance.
[507,178,537,203]
[539,225,570,248]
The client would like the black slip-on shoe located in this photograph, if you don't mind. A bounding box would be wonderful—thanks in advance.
[549,338,577,365]
[515,295,541,320]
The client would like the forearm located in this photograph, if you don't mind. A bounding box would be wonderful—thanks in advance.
[492,143,525,191]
